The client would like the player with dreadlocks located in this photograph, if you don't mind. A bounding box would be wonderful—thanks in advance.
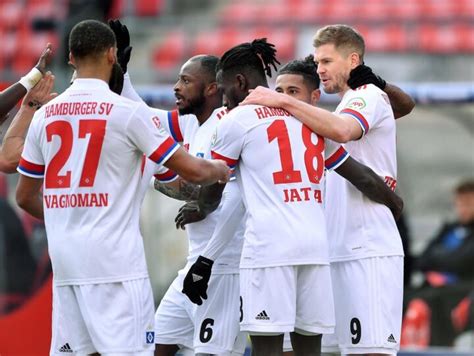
[180,40,403,356]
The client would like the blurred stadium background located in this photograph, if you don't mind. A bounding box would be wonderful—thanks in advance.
[0,0,473,354]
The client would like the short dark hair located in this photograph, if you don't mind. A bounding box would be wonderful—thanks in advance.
[191,55,219,83]
[216,38,280,79]
[69,20,116,59]
[278,55,320,91]
[455,179,474,195]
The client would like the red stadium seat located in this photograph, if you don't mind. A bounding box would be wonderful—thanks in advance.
[357,25,409,52]
[152,31,187,70]
[12,30,58,75]
[0,2,23,31]
[135,0,164,17]
[218,3,260,26]
[418,24,474,53]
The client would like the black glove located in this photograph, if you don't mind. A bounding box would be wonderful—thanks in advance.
[182,255,214,305]
[108,19,132,73]
[175,201,207,230]
[348,64,386,90]
[108,62,124,95]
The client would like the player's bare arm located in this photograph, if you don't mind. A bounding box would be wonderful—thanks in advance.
[347,64,415,119]
[164,147,230,186]
[1,73,57,173]
[335,156,404,220]
[0,43,52,121]
[241,86,362,143]
[384,83,415,119]
[16,175,44,220]
[154,177,200,201]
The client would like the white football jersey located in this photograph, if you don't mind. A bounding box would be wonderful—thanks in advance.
[211,104,348,268]
[325,84,404,262]
[18,79,179,285]
[176,108,245,274]
[121,74,244,273]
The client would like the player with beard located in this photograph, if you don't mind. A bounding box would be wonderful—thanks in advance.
[240,25,409,356]
[181,39,403,356]
[117,44,248,353]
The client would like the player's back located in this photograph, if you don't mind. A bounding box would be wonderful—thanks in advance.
[21,78,177,284]
[215,104,342,269]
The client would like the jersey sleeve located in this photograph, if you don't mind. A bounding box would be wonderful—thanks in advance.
[339,85,384,137]
[121,73,146,104]
[324,139,349,171]
[122,73,186,143]
[210,114,246,175]
[153,165,178,183]
[127,103,179,167]
[17,115,45,178]
[202,181,245,260]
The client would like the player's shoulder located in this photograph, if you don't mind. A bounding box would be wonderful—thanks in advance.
[344,84,389,109]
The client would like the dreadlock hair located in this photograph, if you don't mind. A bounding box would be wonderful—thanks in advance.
[278,55,320,91]
[190,55,219,84]
[69,20,116,60]
[216,38,280,80]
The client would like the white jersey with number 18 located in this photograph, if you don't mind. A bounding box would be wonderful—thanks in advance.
[18,78,179,285]
[211,104,349,269]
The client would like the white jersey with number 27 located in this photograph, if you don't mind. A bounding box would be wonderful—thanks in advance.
[18,79,179,285]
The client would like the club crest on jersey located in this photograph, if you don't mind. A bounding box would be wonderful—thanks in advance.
[152,116,161,129]
[145,331,155,344]
[346,97,366,111]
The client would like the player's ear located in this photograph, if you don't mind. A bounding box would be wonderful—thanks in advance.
[206,82,218,96]
[69,52,76,67]
[236,74,247,92]
[106,47,116,64]
[310,89,321,105]
[349,52,360,69]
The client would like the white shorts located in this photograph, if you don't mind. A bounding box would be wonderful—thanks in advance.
[154,271,247,355]
[50,278,155,356]
[240,265,335,335]
[322,256,403,355]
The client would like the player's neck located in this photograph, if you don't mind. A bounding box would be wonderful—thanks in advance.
[195,101,221,126]
[75,66,111,85]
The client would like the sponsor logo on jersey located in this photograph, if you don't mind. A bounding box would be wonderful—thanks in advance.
[210,131,217,146]
[59,343,73,353]
[346,97,366,110]
[255,310,270,320]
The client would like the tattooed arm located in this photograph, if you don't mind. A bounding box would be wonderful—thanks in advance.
[154,177,201,201]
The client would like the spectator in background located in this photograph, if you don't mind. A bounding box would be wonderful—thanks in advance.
[416,179,474,286]
[402,179,474,347]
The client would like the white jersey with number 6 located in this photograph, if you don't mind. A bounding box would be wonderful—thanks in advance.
[211,104,348,268]
[18,78,179,285]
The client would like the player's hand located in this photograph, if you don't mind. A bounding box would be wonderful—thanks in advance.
[182,255,214,305]
[348,64,387,90]
[109,63,124,94]
[240,86,285,107]
[175,201,206,229]
[391,194,404,221]
[34,43,53,74]
[212,159,231,184]
[22,72,57,109]
[108,19,132,73]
